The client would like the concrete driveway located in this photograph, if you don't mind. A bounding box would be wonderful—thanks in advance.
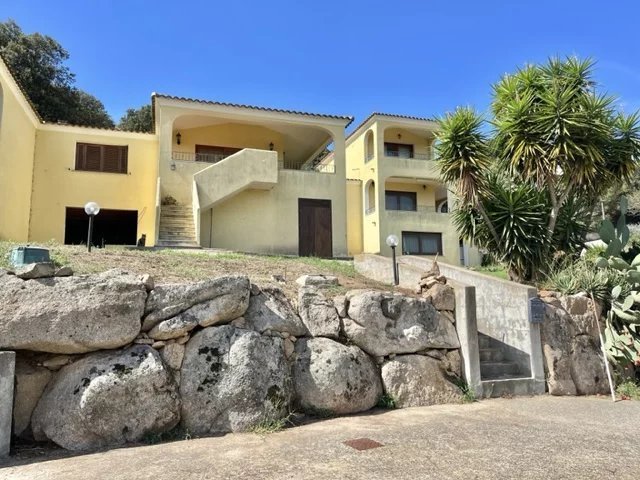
[1,396,638,480]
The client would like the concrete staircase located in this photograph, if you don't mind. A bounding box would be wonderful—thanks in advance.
[157,205,199,248]
[478,334,526,380]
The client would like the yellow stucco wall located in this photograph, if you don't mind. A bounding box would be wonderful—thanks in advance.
[383,127,434,157]
[200,169,348,256]
[0,65,38,241]
[162,123,285,204]
[384,181,436,208]
[346,179,363,255]
[29,127,158,245]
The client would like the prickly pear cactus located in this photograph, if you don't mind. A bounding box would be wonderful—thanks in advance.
[596,196,640,368]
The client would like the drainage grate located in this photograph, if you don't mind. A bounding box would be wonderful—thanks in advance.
[343,438,384,451]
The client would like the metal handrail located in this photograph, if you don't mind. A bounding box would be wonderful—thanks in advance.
[386,205,446,213]
[384,151,432,160]
[171,151,226,163]
[279,160,335,174]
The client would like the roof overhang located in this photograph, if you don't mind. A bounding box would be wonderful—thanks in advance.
[346,112,439,147]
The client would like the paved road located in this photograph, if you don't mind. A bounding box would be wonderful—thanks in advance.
[1,396,638,480]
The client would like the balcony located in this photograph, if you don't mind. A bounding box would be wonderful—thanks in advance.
[172,151,334,174]
[384,150,433,161]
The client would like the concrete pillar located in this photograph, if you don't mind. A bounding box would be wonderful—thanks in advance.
[0,351,15,459]
[452,283,483,397]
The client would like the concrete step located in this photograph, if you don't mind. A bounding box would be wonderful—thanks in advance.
[480,361,521,380]
[478,335,492,349]
[479,348,504,362]
[156,240,200,248]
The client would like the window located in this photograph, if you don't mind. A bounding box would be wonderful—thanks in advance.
[402,232,443,255]
[195,144,241,163]
[385,191,417,211]
[75,143,128,173]
[384,142,413,159]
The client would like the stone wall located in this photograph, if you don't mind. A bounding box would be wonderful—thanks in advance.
[539,292,609,396]
[1,268,466,452]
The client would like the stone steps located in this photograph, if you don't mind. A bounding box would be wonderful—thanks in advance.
[479,347,504,362]
[158,204,198,248]
[480,361,522,379]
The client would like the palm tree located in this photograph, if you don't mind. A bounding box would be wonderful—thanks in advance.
[437,57,640,281]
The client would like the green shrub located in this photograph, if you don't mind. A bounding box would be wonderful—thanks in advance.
[543,259,615,302]
[616,380,640,400]
[376,393,397,409]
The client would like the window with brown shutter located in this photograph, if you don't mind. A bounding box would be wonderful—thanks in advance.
[75,143,128,173]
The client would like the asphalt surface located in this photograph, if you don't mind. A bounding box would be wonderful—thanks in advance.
[1,396,638,480]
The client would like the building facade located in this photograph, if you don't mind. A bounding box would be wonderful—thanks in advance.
[0,57,479,265]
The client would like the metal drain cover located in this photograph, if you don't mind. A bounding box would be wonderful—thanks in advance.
[343,438,384,451]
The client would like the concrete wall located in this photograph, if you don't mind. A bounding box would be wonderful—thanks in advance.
[346,179,363,255]
[353,253,482,395]
[29,127,159,246]
[397,255,545,393]
[354,253,546,396]
[201,169,348,257]
[0,61,39,242]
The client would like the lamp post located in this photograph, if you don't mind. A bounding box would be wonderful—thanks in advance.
[84,201,100,252]
[386,234,399,286]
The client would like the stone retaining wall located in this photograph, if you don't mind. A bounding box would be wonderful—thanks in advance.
[0,268,466,452]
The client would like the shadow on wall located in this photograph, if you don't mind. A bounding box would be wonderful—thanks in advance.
[478,332,531,380]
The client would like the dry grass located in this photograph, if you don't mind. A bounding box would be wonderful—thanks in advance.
[0,241,394,297]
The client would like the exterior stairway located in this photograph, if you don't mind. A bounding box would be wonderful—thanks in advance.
[157,205,199,248]
[478,334,527,380]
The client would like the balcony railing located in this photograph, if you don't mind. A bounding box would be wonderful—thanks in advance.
[171,151,334,174]
[279,160,335,174]
[384,151,433,161]
[171,151,226,163]
[386,205,446,213]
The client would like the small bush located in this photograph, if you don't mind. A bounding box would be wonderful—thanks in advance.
[616,380,640,400]
[543,259,617,302]
[376,393,397,409]
[454,379,477,403]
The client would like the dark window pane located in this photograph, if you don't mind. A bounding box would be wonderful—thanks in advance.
[402,232,443,255]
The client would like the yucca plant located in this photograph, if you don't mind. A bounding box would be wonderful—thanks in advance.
[437,57,640,282]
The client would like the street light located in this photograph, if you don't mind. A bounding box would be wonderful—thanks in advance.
[386,234,399,286]
[84,201,100,252]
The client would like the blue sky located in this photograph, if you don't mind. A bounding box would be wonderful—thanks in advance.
[3,0,640,130]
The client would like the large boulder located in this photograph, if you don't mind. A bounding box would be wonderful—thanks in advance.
[297,287,340,339]
[142,275,250,331]
[244,287,308,336]
[31,345,180,451]
[13,358,53,438]
[0,269,146,354]
[293,337,382,415]
[15,262,56,280]
[295,275,339,288]
[180,325,292,435]
[381,355,464,408]
[343,291,460,357]
[541,295,608,395]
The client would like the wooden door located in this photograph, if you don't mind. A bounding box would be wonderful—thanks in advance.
[298,199,332,257]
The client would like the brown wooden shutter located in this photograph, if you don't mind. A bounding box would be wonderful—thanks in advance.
[75,143,128,173]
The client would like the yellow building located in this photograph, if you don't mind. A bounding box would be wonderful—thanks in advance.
[0,56,479,264]
[345,113,479,266]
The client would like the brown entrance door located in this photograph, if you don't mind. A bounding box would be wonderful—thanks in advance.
[298,199,332,257]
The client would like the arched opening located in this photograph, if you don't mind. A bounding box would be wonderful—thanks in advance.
[364,129,374,162]
[364,179,376,214]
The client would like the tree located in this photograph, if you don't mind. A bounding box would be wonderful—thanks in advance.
[118,104,153,133]
[0,19,114,128]
[437,57,640,282]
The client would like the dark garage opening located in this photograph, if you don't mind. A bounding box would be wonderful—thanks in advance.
[64,207,138,246]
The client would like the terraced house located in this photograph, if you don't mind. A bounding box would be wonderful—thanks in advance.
[0,56,478,265]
